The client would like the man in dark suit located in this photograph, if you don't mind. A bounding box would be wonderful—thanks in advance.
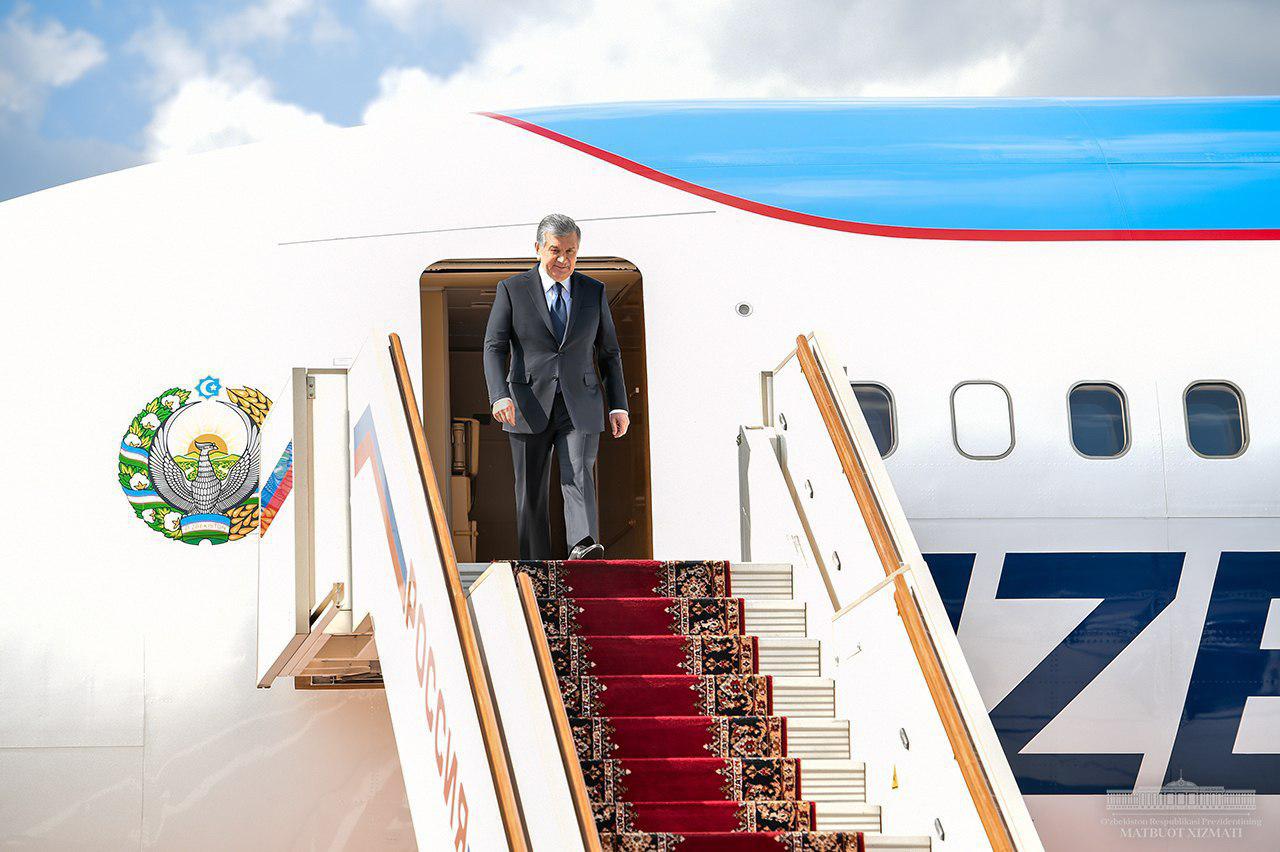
[483,213,630,560]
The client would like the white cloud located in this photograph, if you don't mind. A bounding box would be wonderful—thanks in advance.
[1007,0,1280,95]
[0,4,107,115]
[860,53,1020,98]
[359,0,1035,124]
[213,0,352,46]
[109,0,1280,168]
[365,0,585,36]
[359,0,1280,125]
[125,18,208,99]
[218,0,315,42]
[306,6,354,45]
[713,0,1280,97]
[362,2,771,121]
[365,0,424,31]
[143,74,336,160]
[126,12,338,160]
[708,0,1042,95]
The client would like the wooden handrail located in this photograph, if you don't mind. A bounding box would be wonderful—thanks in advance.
[389,333,528,851]
[794,334,1016,852]
[516,571,604,851]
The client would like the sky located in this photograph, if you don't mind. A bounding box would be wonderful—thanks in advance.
[2,0,1278,202]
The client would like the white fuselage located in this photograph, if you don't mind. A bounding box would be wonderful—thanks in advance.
[0,112,1274,850]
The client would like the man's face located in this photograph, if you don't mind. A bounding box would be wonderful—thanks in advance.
[536,232,579,282]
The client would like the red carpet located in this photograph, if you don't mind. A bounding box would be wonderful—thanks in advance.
[540,596,746,637]
[560,674,774,717]
[596,800,817,832]
[582,757,802,803]
[602,833,862,851]
[570,715,786,759]
[516,560,865,850]
[549,634,759,678]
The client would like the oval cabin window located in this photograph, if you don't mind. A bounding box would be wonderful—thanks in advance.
[851,383,896,458]
[950,382,1014,459]
[1069,383,1129,458]
[1184,382,1247,458]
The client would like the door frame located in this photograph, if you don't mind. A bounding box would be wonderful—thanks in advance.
[419,256,653,558]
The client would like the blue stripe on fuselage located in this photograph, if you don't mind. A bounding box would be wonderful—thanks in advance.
[504,99,1280,233]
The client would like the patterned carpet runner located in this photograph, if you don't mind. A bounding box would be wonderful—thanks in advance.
[516,559,865,852]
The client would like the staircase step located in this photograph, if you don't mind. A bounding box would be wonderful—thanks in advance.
[600,831,866,851]
[459,563,486,588]
[542,597,746,637]
[584,757,803,803]
[460,557,926,849]
[758,638,821,677]
[785,719,851,759]
[816,801,882,832]
[610,799,817,833]
[572,715,788,759]
[865,836,933,851]
[568,675,774,718]
[799,759,866,802]
[554,635,758,678]
[771,677,835,718]
[539,597,804,638]
[729,562,794,599]
[744,600,807,637]
[457,561,795,599]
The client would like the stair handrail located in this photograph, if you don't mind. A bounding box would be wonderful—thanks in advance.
[791,332,1032,852]
[388,333,528,850]
[514,571,604,850]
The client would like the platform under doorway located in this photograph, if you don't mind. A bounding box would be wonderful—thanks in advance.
[421,257,652,561]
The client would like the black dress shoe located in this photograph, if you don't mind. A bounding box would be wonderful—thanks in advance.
[568,541,605,560]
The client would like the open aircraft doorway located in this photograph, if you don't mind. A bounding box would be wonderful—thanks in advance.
[421,257,653,561]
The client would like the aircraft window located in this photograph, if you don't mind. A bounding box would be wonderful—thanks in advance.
[1068,383,1129,458]
[1184,382,1247,458]
[850,383,896,458]
[950,381,1014,459]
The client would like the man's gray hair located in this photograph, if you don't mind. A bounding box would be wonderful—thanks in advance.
[535,213,581,246]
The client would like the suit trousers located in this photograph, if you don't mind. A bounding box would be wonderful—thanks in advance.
[508,390,600,559]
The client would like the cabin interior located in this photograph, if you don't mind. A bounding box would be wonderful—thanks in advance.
[420,257,652,561]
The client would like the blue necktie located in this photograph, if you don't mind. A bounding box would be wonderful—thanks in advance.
[550,281,567,344]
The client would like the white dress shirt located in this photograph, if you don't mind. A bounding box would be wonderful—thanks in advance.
[493,263,627,418]
[539,263,572,324]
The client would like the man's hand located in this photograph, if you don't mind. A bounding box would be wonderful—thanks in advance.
[493,398,516,426]
[609,410,630,438]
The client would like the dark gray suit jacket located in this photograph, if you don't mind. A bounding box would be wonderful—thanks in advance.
[483,265,628,435]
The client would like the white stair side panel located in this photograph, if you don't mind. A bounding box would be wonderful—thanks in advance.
[785,718,850,759]
[801,759,866,802]
[864,836,932,851]
[467,565,588,851]
[732,562,794,599]
[772,677,835,718]
[757,638,822,677]
[347,340,508,851]
[744,600,807,637]
[813,801,881,831]
[459,563,486,588]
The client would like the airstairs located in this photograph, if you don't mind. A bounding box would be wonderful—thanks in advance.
[254,331,1045,851]
[459,560,932,849]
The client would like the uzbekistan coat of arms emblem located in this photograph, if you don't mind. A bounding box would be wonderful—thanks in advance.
[118,376,272,545]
